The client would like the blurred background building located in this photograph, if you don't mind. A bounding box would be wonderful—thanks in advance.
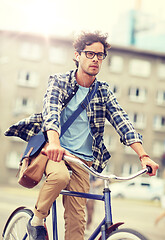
[112,9,165,52]
[1,0,165,184]
[1,28,165,184]
[111,0,165,53]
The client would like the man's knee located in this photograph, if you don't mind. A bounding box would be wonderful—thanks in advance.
[47,169,70,187]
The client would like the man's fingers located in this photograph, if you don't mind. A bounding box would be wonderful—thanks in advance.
[41,148,47,156]
[57,149,65,162]
[41,144,66,162]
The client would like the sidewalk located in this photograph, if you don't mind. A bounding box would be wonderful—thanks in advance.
[1,183,165,240]
[0,181,63,201]
[0,184,40,198]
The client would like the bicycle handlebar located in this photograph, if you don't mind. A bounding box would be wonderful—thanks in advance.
[63,155,151,182]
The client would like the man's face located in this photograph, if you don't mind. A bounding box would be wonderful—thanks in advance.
[76,42,105,77]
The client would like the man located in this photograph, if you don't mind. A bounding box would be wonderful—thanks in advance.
[5,31,159,240]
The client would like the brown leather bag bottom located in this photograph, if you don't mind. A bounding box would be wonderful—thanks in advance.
[18,145,48,188]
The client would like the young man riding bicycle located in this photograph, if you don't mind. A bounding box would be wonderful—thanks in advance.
[6,31,159,240]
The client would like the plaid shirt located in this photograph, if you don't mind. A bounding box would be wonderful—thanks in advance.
[5,69,142,173]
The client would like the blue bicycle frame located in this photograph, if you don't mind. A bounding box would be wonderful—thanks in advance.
[47,155,149,240]
[52,181,123,240]
[2,163,149,240]
[2,151,150,240]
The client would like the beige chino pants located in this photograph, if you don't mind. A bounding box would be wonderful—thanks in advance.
[34,157,92,240]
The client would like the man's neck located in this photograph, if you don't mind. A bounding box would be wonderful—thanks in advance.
[76,70,95,88]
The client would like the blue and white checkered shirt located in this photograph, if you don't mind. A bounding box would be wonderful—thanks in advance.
[5,69,142,173]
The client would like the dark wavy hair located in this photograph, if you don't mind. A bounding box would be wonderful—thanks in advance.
[73,31,111,67]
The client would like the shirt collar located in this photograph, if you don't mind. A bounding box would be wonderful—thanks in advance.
[71,69,97,90]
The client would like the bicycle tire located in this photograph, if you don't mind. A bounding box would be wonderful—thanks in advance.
[2,207,33,240]
[107,228,148,240]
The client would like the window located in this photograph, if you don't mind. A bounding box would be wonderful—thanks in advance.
[141,183,150,188]
[153,115,165,131]
[156,90,165,105]
[128,183,135,187]
[122,163,139,175]
[109,56,123,73]
[128,87,147,102]
[49,46,67,64]
[0,56,9,64]
[153,141,165,157]
[14,97,35,115]
[158,62,165,80]
[6,151,20,169]
[20,42,42,61]
[110,84,121,98]
[103,162,115,174]
[104,135,116,151]
[18,70,39,87]
[128,112,146,129]
[129,59,151,78]
[9,137,25,143]
[124,146,136,155]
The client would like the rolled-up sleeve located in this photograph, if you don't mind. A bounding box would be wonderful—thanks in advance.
[120,130,143,145]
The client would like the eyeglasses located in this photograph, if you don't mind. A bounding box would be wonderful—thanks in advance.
[80,51,106,60]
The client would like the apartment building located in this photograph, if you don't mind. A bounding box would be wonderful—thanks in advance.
[0,30,165,184]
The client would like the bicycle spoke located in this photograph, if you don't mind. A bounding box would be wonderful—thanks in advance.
[2,209,32,240]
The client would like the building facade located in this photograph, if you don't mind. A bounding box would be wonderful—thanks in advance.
[0,30,165,184]
[112,9,165,53]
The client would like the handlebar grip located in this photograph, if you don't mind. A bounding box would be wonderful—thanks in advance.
[146,166,152,174]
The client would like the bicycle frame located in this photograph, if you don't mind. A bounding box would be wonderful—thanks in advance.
[49,156,150,240]
[51,179,124,240]
[2,153,150,240]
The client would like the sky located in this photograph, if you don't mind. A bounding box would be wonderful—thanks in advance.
[0,0,165,40]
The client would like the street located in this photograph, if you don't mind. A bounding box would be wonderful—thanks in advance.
[0,184,165,240]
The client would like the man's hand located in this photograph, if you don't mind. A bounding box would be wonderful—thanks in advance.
[41,143,73,162]
[44,142,65,162]
[41,130,73,162]
[140,156,159,176]
[130,143,159,176]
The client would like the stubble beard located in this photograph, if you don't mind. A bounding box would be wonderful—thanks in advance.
[86,68,99,77]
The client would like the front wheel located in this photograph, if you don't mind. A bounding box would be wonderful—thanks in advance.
[107,228,148,240]
[2,207,33,240]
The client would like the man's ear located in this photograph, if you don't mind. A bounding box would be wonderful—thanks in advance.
[75,51,80,61]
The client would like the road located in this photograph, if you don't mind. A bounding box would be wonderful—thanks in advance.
[0,184,165,240]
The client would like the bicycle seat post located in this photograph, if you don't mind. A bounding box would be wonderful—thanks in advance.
[103,179,113,229]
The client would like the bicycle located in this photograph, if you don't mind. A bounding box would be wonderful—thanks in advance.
[2,155,152,240]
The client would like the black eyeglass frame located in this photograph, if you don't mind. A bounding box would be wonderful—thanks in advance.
[79,50,107,60]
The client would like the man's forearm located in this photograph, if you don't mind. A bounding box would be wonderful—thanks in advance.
[47,130,60,146]
[130,142,148,158]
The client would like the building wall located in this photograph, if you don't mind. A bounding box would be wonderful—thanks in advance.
[103,46,165,176]
[0,31,165,184]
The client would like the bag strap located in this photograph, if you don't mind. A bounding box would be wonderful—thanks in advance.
[21,82,98,160]
[62,71,79,108]
[60,82,99,137]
